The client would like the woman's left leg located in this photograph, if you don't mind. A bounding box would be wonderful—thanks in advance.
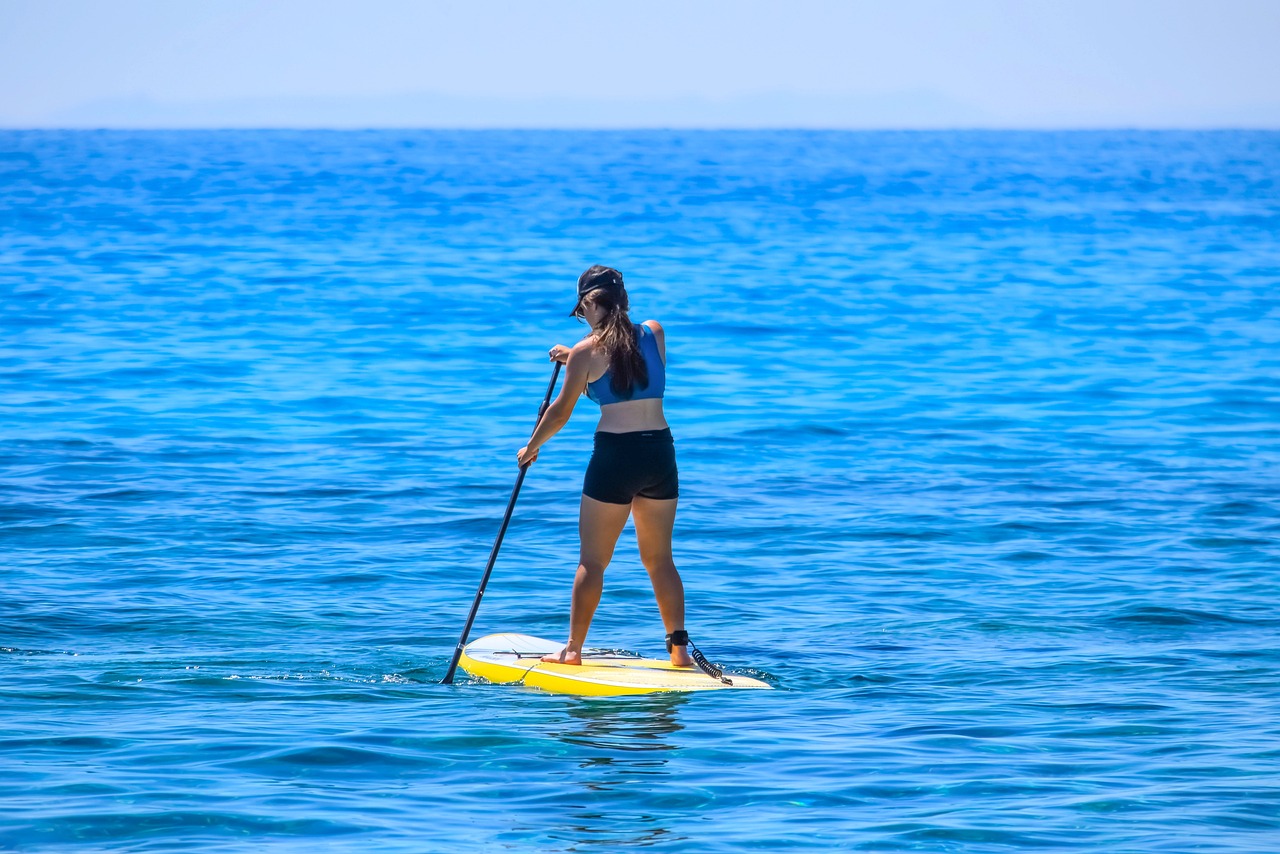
[632,495,693,667]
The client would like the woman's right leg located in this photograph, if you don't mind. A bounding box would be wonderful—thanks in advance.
[542,494,631,665]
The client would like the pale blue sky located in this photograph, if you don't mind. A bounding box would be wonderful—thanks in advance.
[2,0,1278,128]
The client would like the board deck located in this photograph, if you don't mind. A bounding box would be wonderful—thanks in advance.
[458,632,772,696]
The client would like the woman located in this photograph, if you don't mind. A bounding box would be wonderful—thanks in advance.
[516,265,695,668]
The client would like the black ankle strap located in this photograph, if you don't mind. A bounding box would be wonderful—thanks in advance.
[666,630,732,686]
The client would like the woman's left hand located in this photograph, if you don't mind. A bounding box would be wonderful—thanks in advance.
[516,445,539,467]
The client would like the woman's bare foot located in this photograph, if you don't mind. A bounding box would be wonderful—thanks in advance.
[666,630,695,667]
[542,646,582,665]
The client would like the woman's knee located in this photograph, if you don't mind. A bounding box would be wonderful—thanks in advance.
[578,558,609,577]
[639,551,676,574]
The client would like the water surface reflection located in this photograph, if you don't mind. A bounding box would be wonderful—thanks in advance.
[547,695,689,849]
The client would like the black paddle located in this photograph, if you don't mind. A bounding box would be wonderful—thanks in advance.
[442,361,563,685]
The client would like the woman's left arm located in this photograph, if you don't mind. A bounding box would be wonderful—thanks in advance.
[516,343,593,466]
[642,319,666,365]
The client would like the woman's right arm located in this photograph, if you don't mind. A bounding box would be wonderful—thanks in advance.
[516,341,593,466]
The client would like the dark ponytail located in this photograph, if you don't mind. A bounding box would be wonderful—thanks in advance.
[579,267,648,399]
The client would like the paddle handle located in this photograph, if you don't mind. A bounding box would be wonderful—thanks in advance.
[441,361,562,685]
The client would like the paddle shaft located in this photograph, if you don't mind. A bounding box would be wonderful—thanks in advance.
[442,361,562,685]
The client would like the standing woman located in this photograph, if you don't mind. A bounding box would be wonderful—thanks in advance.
[517,265,695,668]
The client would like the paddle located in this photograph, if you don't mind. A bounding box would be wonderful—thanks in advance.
[442,361,563,685]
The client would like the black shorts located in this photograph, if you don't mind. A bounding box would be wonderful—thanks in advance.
[582,429,679,505]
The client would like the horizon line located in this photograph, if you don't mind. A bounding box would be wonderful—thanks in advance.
[4,125,1280,132]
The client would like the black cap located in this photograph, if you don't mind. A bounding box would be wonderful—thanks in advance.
[570,266,624,316]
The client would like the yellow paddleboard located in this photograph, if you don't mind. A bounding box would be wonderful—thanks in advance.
[458,633,772,696]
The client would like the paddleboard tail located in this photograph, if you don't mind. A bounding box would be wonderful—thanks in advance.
[668,630,732,686]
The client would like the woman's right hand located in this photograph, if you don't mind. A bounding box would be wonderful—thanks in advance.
[548,344,572,364]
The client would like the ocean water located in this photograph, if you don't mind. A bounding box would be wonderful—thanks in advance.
[2,129,1279,852]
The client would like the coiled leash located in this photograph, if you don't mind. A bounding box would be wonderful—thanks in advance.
[667,630,733,686]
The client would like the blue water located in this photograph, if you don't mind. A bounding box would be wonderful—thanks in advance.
[3,130,1279,852]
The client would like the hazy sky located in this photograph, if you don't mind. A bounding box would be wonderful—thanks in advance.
[2,0,1278,128]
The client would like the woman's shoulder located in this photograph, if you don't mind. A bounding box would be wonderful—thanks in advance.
[568,335,608,369]
[640,319,665,345]
[568,336,600,359]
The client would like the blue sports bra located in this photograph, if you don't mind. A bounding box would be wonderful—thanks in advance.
[585,323,666,406]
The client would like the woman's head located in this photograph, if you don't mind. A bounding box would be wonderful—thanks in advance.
[571,265,627,321]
